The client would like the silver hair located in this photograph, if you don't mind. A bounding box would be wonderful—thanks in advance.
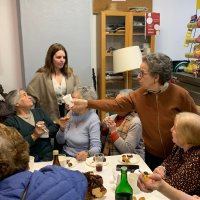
[72,86,97,100]
[142,53,172,85]
[5,89,20,111]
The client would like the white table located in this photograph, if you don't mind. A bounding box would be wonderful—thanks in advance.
[32,155,169,200]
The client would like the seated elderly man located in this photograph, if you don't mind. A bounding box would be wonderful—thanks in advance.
[4,89,59,162]
[0,123,87,200]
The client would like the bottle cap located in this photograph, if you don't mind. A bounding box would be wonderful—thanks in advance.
[121,166,127,172]
[53,150,59,155]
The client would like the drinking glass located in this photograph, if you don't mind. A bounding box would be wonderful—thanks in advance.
[94,153,104,172]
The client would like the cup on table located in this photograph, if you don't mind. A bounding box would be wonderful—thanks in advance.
[29,156,34,172]
[94,153,104,172]
[58,154,67,167]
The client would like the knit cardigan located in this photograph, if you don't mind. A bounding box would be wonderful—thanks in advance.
[4,108,58,161]
[26,67,80,122]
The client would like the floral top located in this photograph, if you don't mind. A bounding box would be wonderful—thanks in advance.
[162,145,200,195]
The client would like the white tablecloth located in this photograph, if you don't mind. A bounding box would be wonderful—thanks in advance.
[32,155,169,200]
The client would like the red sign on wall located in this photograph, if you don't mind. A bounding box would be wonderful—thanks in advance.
[145,13,160,36]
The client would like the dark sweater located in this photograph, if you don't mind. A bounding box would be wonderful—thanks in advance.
[4,108,58,161]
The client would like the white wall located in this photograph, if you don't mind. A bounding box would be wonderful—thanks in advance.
[153,0,197,60]
[0,0,197,96]
[0,0,23,98]
[19,0,92,86]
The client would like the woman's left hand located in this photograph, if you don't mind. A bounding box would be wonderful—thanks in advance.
[75,151,88,161]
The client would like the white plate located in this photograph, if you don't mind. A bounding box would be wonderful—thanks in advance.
[65,157,77,168]
[118,154,140,164]
[85,157,109,167]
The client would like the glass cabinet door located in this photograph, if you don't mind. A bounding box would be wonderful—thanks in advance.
[132,14,153,55]
[97,11,155,120]
[105,14,128,98]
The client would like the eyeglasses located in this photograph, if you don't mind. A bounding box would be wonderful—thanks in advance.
[137,71,150,78]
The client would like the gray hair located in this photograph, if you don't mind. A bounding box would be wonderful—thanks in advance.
[142,53,172,85]
[5,90,20,111]
[72,86,97,100]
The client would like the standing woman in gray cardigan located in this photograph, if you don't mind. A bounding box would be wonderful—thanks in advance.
[26,43,80,123]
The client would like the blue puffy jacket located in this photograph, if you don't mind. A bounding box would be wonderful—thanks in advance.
[0,165,87,200]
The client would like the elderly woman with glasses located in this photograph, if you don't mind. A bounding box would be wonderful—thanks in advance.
[56,86,101,161]
[4,89,59,162]
[71,53,198,170]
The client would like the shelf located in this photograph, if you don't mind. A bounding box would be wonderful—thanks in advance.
[133,33,145,36]
[106,78,124,82]
[106,33,125,36]
[96,10,154,120]
[186,37,200,43]
[187,21,200,28]
[185,53,200,59]
[106,53,113,57]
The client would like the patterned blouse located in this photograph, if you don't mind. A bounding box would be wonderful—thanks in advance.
[162,145,200,195]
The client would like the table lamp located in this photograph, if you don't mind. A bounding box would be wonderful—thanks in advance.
[113,46,142,88]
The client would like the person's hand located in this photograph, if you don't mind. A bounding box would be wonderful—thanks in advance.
[71,98,88,112]
[106,118,116,133]
[102,119,108,129]
[59,115,70,131]
[102,116,110,129]
[193,196,200,199]
[32,121,47,140]
[75,151,88,161]
[153,166,166,178]
[137,173,163,193]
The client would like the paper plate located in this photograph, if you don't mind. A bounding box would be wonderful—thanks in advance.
[65,157,77,168]
[118,154,140,164]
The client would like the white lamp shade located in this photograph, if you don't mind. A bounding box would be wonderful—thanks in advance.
[113,46,142,73]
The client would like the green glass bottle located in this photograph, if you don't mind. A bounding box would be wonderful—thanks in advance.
[115,166,133,200]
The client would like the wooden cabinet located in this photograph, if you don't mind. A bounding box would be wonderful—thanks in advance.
[96,11,155,120]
